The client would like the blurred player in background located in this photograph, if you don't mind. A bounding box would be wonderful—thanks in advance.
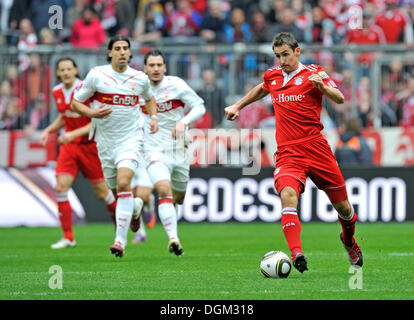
[72,35,158,258]
[225,32,363,273]
[39,56,118,249]
[133,49,206,255]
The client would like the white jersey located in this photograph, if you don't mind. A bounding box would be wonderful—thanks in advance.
[139,75,205,153]
[73,64,153,148]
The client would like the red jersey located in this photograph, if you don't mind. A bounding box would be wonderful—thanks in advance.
[52,78,91,144]
[345,25,386,64]
[374,10,413,43]
[345,25,386,45]
[262,63,338,147]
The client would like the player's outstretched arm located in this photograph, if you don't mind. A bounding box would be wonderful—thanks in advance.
[72,99,112,119]
[39,115,65,147]
[173,103,205,138]
[308,74,344,104]
[225,83,269,121]
[57,122,92,145]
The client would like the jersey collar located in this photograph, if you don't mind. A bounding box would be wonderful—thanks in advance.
[282,63,303,87]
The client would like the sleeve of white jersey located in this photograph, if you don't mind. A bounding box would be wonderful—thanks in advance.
[73,68,97,103]
[178,78,206,126]
[142,76,154,101]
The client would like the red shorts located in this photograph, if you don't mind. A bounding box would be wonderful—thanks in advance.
[273,136,348,203]
[55,142,105,184]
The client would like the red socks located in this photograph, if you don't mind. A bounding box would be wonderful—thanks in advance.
[338,212,358,246]
[281,207,358,259]
[106,200,117,225]
[281,207,302,260]
[57,200,74,241]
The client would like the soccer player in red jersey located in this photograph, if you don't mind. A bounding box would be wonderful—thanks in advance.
[39,56,118,249]
[225,32,363,273]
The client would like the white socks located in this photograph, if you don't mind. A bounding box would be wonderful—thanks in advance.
[158,197,178,242]
[136,216,147,236]
[114,191,134,246]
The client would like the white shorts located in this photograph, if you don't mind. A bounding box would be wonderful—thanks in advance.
[145,149,190,192]
[98,138,142,189]
[131,156,153,189]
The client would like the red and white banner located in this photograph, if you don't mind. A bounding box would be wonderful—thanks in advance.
[323,127,414,166]
[0,131,57,168]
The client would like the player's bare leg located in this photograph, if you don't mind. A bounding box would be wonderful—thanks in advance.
[91,181,117,224]
[280,186,308,273]
[172,189,186,216]
[136,186,156,227]
[52,175,77,249]
[333,199,363,267]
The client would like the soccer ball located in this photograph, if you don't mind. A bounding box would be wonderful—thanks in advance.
[260,251,291,278]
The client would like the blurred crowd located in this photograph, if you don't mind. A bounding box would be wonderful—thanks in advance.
[1,0,414,133]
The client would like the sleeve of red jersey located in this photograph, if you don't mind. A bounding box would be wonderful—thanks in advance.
[317,66,337,89]
[262,70,270,92]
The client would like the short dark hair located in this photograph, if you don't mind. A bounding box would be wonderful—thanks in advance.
[56,56,78,81]
[56,56,77,70]
[107,35,132,62]
[272,32,299,51]
[144,49,166,65]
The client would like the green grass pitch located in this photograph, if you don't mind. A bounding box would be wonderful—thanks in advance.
[0,222,413,300]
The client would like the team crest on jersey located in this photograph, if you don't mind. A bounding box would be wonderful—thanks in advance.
[318,71,329,79]
[294,77,303,85]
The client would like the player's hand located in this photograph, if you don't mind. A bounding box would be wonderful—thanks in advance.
[57,132,75,145]
[150,116,158,134]
[39,131,49,147]
[308,74,325,91]
[224,105,240,121]
[92,104,112,119]
[172,121,186,139]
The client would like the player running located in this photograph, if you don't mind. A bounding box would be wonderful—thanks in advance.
[225,32,363,272]
[72,35,158,258]
[135,49,206,255]
[39,56,118,249]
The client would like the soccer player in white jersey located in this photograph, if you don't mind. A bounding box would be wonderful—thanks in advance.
[71,35,158,258]
[135,49,206,255]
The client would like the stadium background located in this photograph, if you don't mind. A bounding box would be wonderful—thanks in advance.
[1,0,414,226]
